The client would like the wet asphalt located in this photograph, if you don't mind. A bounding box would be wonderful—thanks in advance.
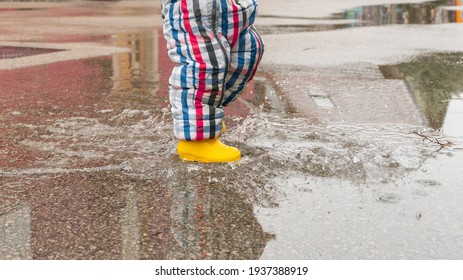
[1,0,463,260]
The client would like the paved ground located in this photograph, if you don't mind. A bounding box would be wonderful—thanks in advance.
[1,0,463,259]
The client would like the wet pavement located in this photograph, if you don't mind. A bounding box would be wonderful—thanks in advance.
[1,0,463,260]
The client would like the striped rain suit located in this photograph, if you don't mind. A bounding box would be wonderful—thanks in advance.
[161,0,264,141]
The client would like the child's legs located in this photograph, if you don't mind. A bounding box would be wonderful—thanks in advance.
[162,0,228,141]
[222,26,264,106]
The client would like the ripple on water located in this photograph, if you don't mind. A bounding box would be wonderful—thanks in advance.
[415,179,442,187]
[375,193,402,204]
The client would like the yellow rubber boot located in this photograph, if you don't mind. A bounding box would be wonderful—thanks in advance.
[177,138,241,163]
[221,121,226,134]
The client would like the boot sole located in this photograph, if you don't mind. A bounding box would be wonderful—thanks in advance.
[179,154,240,163]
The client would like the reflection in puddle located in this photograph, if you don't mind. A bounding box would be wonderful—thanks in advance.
[442,93,463,137]
[344,0,463,26]
[170,183,272,259]
[380,52,463,129]
[0,168,273,259]
[111,33,160,99]
[257,24,350,35]
[259,0,462,34]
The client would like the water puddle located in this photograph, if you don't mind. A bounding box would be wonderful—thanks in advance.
[380,52,463,130]
[257,23,351,35]
[109,32,164,108]
[259,0,463,34]
[2,106,457,259]
[2,8,463,259]
[344,0,463,26]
